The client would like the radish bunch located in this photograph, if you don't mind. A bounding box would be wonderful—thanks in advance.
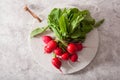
[42,35,84,72]
[30,7,104,73]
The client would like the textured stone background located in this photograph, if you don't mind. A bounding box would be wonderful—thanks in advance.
[0,0,120,80]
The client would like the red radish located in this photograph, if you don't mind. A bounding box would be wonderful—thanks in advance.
[54,47,63,56]
[42,36,52,44]
[52,57,62,72]
[70,53,78,62]
[76,43,83,51]
[44,45,52,53]
[47,40,57,50]
[67,43,77,54]
[61,52,69,60]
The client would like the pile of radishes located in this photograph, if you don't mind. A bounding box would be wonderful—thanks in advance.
[42,35,84,72]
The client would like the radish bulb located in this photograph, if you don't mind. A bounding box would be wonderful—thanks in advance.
[76,43,83,51]
[54,47,63,56]
[52,57,62,73]
[61,52,69,60]
[70,53,78,62]
[42,36,52,44]
[67,43,77,54]
[47,40,57,50]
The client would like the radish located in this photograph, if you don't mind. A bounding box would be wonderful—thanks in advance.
[42,36,52,44]
[61,52,69,60]
[44,45,53,53]
[67,43,77,54]
[54,47,63,56]
[76,43,83,51]
[76,43,94,51]
[47,40,57,50]
[52,57,62,72]
[70,53,78,62]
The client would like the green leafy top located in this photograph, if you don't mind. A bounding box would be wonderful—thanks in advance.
[31,8,104,43]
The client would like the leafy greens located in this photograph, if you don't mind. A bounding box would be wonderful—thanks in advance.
[31,8,104,43]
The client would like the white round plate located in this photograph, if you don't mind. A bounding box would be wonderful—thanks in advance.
[29,4,100,74]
